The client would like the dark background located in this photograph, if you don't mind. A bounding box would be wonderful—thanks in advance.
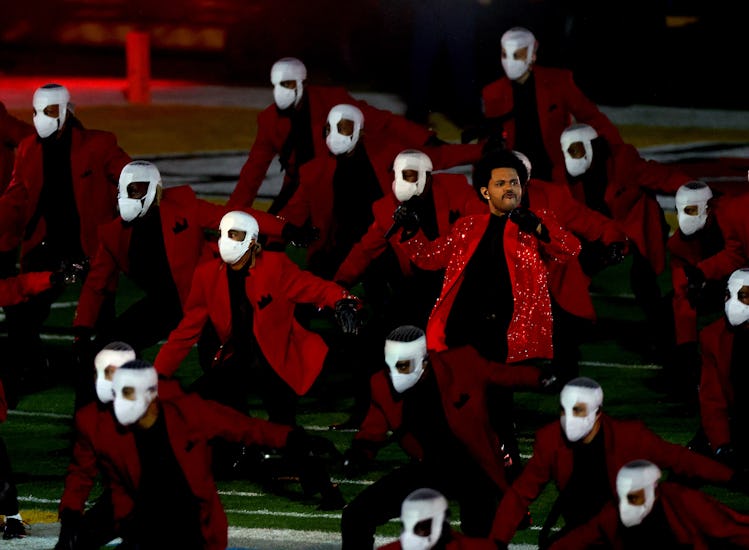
[0,0,744,110]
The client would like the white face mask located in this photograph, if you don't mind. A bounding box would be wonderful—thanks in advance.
[112,367,158,426]
[326,105,363,156]
[560,383,603,442]
[392,151,433,203]
[94,348,136,404]
[32,85,70,139]
[617,462,660,527]
[675,184,712,236]
[385,336,427,393]
[270,57,306,110]
[117,161,161,223]
[273,84,302,110]
[725,269,749,326]
[399,494,447,550]
[218,211,259,265]
[500,28,535,81]
[560,125,598,178]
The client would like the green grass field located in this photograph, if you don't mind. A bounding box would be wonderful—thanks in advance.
[2,103,748,548]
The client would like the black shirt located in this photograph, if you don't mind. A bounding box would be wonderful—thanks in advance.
[619,499,684,549]
[445,213,513,362]
[132,411,203,549]
[512,72,553,182]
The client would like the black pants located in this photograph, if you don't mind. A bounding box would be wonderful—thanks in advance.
[71,490,118,550]
[340,460,501,550]
[0,437,18,516]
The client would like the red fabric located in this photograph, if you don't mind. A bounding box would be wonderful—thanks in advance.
[0,125,131,259]
[0,102,34,194]
[699,316,735,451]
[279,140,482,262]
[378,530,497,549]
[490,413,735,544]
[549,482,749,550]
[334,172,485,285]
[66,391,291,550]
[401,212,580,362]
[0,271,53,306]
[697,192,749,281]
[227,85,434,209]
[527,179,626,321]
[73,185,286,329]
[354,345,543,492]
[565,142,691,275]
[481,66,624,179]
[154,252,351,395]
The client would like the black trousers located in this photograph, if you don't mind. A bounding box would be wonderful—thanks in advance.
[340,460,501,550]
[0,437,18,516]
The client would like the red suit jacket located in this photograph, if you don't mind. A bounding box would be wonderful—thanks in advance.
[58,379,184,516]
[354,345,542,493]
[695,192,749,281]
[566,142,690,275]
[0,123,131,261]
[527,179,627,321]
[154,251,352,395]
[333,173,486,285]
[402,212,580,362]
[481,66,623,179]
[378,531,497,549]
[668,199,730,345]
[548,482,749,550]
[76,391,291,550]
[0,102,34,194]
[73,185,286,329]
[227,84,434,209]
[699,316,737,451]
[490,413,736,544]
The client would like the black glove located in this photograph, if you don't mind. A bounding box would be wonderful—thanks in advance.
[389,200,421,239]
[602,241,627,267]
[55,509,83,550]
[508,208,544,238]
[684,264,707,308]
[538,365,561,394]
[334,298,361,335]
[342,445,370,478]
[50,258,89,287]
[281,221,320,248]
[715,444,737,468]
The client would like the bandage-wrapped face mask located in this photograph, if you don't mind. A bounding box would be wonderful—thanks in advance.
[270,57,306,110]
[560,378,603,442]
[500,27,536,81]
[675,182,712,236]
[33,84,70,139]
[616,460,661,527]
[325,104,363,156]
[561,124,598,177]
[725,268,749,327]
[392,150,433,202]
[118,161,162,223]
[385,326,427,393]
[218,211,259,265]
[112,362,158,426]
[94,345,136,404]
[399,489,448,550]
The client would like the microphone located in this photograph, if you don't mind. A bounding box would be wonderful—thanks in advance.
[383,220,401,240]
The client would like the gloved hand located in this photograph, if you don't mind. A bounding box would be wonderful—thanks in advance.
[601,241,628,267]
[715,444,737,467]
[50,258,89,287]
[55,509,83,550]
[538,365,561,394]
[508,208,542,236]
[334,298,361,335]
[281,221,320,248]
[341,445,370,478]
[683,264,707,308]
[285,427,341,461]
[390,200,421,238]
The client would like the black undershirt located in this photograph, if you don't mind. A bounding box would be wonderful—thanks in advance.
[512,73,553,182]
[619,499,684,549]
[445,214,513,362]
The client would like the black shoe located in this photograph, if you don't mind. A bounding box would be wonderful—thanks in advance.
[1,517,28,539]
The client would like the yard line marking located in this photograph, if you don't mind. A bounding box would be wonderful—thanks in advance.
[218,490,263,497]
[9,410,72,420]
[580,360,662,370]
[19,496,60,504]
